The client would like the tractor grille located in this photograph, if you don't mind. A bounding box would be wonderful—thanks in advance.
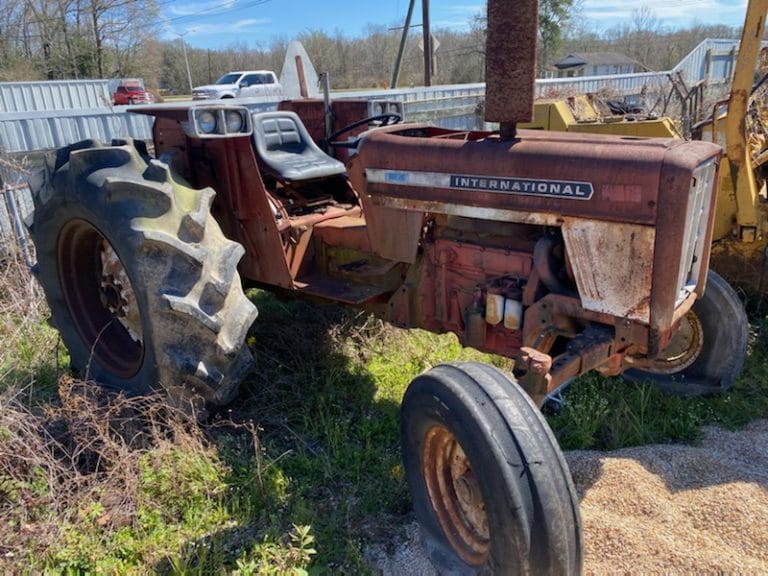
[676,159,717,305]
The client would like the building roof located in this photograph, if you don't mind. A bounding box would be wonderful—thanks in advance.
[555,52,643,70]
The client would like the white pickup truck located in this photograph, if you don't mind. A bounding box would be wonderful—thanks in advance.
[192,70,283,100]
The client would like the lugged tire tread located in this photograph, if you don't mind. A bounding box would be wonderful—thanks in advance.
[217,293,259,356]
[180,187,216,242]
[163,294,223,333]
[30,138,257,407]
[139,228,207,265]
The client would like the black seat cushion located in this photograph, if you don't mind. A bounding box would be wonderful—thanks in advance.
[252,111,346,182]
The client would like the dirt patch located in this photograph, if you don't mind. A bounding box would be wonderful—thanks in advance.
[368,420,768,574]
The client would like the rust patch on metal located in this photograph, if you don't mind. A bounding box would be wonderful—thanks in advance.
[516,347,553,405]
[346,154,424,263]
[562,218,655,322]
[422,425,489,566]
[100,239,142,343]
[485,0,538,124]
[294,55,308,98]
[630,309,704,373]
[601,183,644,203]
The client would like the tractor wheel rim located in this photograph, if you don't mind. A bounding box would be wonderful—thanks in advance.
[644,310,704,374]
[100,240,143,343]
[422,425,490,565]
[57,219,144,378]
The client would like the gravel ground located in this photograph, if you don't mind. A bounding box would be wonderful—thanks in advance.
[368,419,768,574]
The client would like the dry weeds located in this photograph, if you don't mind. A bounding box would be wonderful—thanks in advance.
[0,255,43,335]
[0,376,234,566]
[0,255,259,568]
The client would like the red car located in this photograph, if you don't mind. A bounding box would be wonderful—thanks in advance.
[112,83,154,105]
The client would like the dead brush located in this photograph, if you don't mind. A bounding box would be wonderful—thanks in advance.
[0,253,44,332]
[0,374,252,567]
[0,254,55,393]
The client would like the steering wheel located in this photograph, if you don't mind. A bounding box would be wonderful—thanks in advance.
[328,113,403,148]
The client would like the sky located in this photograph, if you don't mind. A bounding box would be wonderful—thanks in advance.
[161,0,750,50]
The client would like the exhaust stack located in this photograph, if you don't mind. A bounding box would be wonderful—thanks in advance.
[485,0,539,138]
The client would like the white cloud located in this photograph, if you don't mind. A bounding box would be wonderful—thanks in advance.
[168,0,237,18]
[434,2,483,30]
[444,3,483,15]
[183,18,272,36]
[581,0,748,30]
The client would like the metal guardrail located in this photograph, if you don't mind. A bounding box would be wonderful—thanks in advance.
[673,38,740,87]
[0,38,741,116]
[0,108,154,153]
[0,78,153,113]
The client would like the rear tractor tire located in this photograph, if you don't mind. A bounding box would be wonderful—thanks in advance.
[30,139,258,408]
[624,270,748,395]
[401,362,583,575]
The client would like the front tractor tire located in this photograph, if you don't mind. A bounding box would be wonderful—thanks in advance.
[624,270,748,395]
[401,362,583,575]
[30,139,258,408]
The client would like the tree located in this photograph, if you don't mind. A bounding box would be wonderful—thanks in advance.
[470,0,577,76]
[538,0,575,73]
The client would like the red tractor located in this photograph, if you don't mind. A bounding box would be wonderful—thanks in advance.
[28,1,747,573]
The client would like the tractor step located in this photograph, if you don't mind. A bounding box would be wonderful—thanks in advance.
[293,274,391,304]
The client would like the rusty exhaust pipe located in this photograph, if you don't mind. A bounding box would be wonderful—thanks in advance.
[485,0,539,140]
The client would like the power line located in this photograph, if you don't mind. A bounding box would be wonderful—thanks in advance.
[165,0,275,24]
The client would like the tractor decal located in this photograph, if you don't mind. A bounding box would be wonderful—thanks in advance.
[366,168,594,199]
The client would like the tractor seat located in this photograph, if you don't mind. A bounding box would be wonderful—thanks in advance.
[251,111,346,182]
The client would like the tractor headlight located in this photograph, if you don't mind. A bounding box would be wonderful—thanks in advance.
[368,99,405,120]
[196,110,218,133]
[225,109,245,133]
[184,106,253,139]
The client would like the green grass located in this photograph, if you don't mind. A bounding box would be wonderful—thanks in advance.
[549,308,768,451]
[2,257,768,573]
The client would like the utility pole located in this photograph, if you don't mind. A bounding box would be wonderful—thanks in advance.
[176,31,193,94]
[391,0,416,89]
[422,0,432,86]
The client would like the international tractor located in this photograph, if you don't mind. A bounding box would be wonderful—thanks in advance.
[27,1,748,574]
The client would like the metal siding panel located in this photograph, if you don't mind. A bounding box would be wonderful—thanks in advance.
[0,80,113,112]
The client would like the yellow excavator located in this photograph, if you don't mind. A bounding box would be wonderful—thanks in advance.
[527,0,768,291]
[697,0,768,287]
[525,93,684,138]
